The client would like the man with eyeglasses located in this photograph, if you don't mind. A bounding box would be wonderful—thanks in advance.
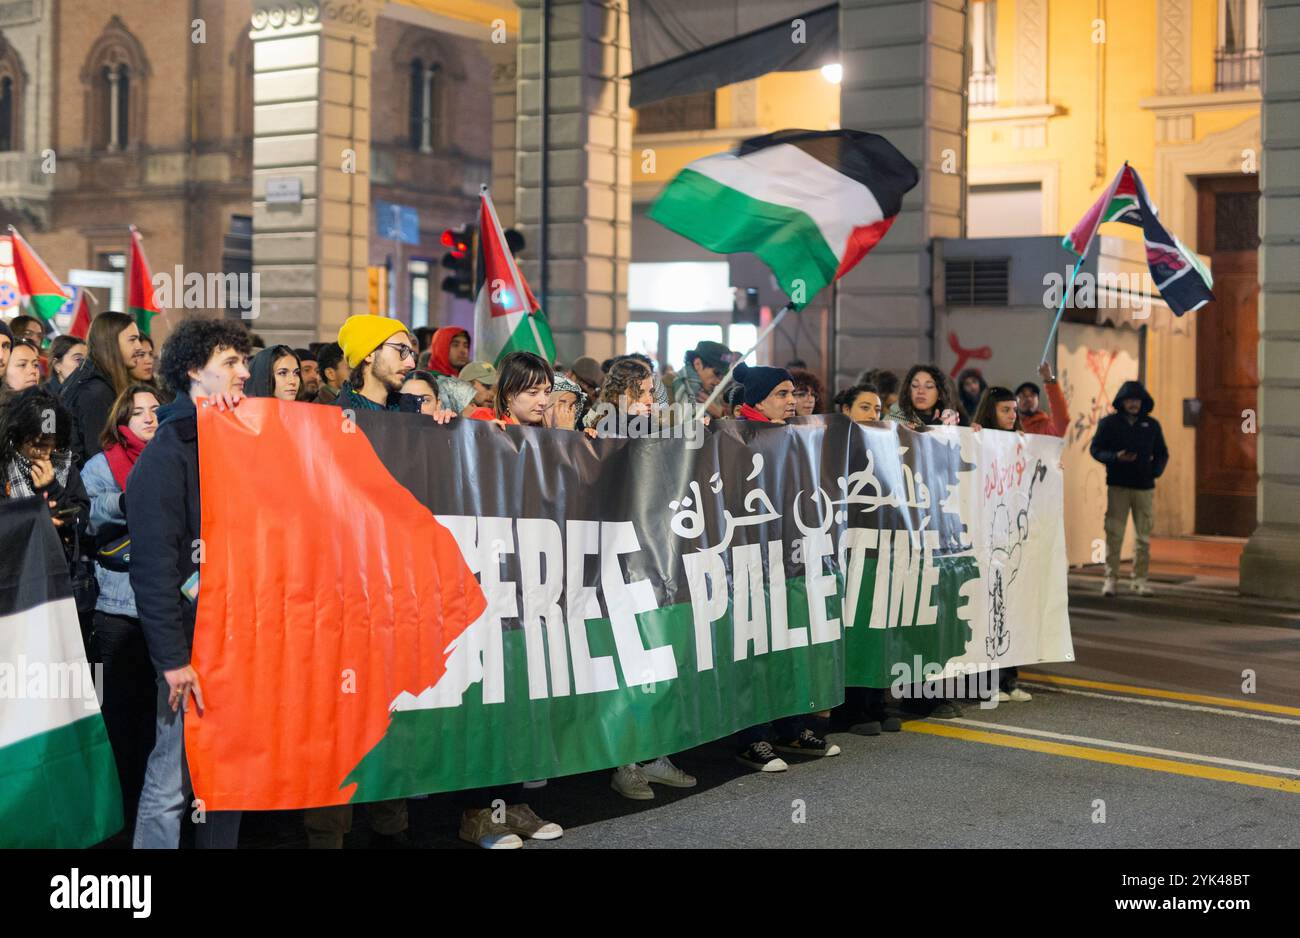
[333,314,422,414]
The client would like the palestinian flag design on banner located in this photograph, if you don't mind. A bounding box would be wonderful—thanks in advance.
[8,227,71,324]
[1064,163,1214,316]
[128,226,162,335]
[0,498,122,847]
[184,400,1072,810]
[648,129,920,307]
[472,188,556,365]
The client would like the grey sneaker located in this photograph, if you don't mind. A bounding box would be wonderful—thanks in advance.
[640,756,697,788]
[458,809,523,850]
[611,763,654,800]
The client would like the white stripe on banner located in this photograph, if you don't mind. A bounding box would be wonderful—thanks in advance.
[689,143,885,263]
[0,596,102,750]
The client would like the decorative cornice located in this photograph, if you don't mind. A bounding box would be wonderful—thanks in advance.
[968,103,1063,123]
[1138,89,1262,113]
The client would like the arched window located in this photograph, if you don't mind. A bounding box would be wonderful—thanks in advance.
[409,58,439,153]
[81,16,150,151]
[0,34,25,152]
[392,32,461,154]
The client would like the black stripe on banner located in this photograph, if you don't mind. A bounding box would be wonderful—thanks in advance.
[0,496,74,618]
[736,129,920,217]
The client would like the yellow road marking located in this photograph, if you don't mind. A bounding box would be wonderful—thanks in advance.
[1019,672,1300,717]
[903,721,1300,794]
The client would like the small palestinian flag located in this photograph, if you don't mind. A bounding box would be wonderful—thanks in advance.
[0,497,122,847]
[1064,163,1213,316]
[8,227,71,323]
[472,187,555,365]
[648,129,920,307]
[68,287,91,340]
[128,226,162,335]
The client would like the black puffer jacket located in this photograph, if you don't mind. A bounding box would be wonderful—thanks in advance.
[1089,380,1169,490]
[127,394,201,673]
[59,359,118,467]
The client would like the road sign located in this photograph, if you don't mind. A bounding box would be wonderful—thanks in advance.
[376,200,420,245]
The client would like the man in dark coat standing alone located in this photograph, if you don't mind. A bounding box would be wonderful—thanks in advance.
[1090,380,1169,597]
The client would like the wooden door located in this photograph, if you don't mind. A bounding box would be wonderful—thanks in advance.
[1195,176,1259,537]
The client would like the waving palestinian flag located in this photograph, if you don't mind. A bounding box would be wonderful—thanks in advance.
[8,227,71,324]
[1064,163,1213,316]
[128,226,162,335]
[648,129,919,307]
[0,498,122,847]
[472,188,556,365]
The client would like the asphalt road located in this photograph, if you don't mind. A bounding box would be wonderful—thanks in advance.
[224,579,1300,849]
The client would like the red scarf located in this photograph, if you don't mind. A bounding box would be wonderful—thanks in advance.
[738,403,771,422]
[103,425,148,491]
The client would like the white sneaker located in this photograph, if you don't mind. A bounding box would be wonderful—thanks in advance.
[640,756,697,788]
[611,763,654,800]
[995,690,1011,702]
[1102,576,1117,596]
[1131,578,1154,596]
[1007,688,1033,702]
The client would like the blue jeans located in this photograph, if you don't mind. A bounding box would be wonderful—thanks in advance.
[133,677,241,849]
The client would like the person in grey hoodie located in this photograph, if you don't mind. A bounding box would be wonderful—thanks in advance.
[1089,380,1169,596]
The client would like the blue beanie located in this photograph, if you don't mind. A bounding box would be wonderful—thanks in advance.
[733,362,793,407]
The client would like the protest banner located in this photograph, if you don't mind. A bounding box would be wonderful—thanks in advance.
[185,402,1071,810]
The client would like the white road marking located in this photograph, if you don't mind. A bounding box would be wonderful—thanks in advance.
[1018,681,1300,727]
[947,717,1300,777]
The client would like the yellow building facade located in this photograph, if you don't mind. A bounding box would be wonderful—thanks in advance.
[629,0,1262,543]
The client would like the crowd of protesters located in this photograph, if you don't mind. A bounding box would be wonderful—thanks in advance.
[0,308,1165,850]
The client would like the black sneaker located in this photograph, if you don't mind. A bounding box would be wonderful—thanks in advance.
[774,728,842,758]
[850,719,882,736]
[736,741,789,773]
[929,699,963,719]
[371,829,415,849]
[879,715,902,732]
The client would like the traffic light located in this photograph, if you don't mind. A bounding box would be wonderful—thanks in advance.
[440,223,478,300]
[367,266,387,315]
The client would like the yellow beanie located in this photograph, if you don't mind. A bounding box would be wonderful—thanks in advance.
[337,315,411,368]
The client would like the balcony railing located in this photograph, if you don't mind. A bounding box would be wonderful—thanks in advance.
[968,70,998,107]
[1215,47,1261,91]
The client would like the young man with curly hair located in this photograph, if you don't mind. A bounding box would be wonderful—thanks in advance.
[129,318,251,849]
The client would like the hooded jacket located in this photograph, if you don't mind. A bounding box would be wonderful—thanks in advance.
[245,345,295,399]
[429,327,469,378]
[60,358,118,467]
[1089,380,1169,490]
[127,394,202,672]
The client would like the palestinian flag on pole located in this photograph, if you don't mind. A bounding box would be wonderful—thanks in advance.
[648,129,920,307]
[1064,163,1214,315]
[8,226,71,324]
[128,226,162,335]
[0,497,122,847]
[472,188,555,365]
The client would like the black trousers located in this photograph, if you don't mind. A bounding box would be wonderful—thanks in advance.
[91,611,157,815]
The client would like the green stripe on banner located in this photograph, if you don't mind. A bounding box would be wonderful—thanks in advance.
[648,168,840,304]
[345,577,845,801]
[0,715,123,848]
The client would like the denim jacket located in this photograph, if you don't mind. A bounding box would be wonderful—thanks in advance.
[82,452,137,619]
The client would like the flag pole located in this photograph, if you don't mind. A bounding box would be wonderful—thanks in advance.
[1040,236,1093,364]
[693,302,795,420]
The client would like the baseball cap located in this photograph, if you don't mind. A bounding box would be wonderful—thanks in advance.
[689,340,737,373]
[459,361,499,385]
